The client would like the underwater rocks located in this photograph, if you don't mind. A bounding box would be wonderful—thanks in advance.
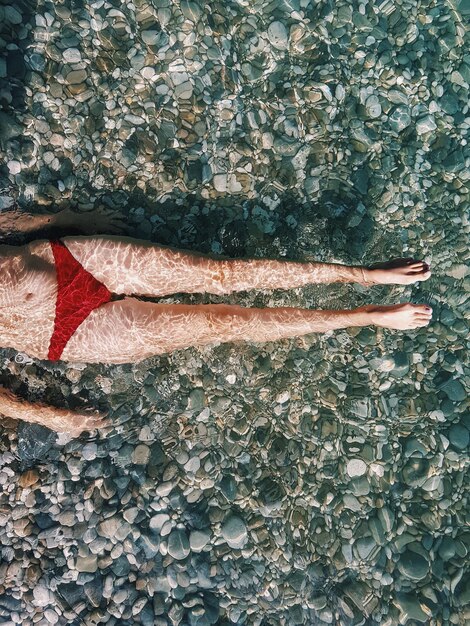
[0,0,468,624]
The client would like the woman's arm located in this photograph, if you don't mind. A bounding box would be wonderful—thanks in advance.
[0,386,108,435]
[0,207,127,237]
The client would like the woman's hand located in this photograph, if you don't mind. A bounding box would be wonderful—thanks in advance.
[76,407,111,434]
[0,207,127,237]
[0,386,110,437]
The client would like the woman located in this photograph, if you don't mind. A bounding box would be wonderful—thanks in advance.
[0,208,432,435]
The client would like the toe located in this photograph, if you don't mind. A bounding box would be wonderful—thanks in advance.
[414,305,432,313]
[416,319,430,326]
[409,319,429,328]
[418,270,431,280]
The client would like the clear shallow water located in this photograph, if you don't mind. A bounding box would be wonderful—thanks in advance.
[0,0,469,625]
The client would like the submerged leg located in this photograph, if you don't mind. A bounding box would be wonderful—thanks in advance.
[60,298,433,365]
[59,234,372,297]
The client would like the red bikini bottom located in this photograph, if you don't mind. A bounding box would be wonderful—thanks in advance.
[48,239,120,361]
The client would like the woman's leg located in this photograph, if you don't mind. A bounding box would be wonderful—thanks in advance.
[60,298,432,365]
[59,235,430,297]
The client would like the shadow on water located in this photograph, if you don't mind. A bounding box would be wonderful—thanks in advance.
[9,183,389,261]
[0,179,399,449]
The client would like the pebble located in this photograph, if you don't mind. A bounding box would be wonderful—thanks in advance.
[63,49,82,63]
[82,443,97,461]
[365,95,382,118]
[442,379,466,402]
[7,160,21,175]
[189,529,210,552]
[167,529,190,560]
[448,424,469,450]
[0,1,467,624]
[347,459,367,477]
[398,550,429,581]
[76,555,98,573]
[132,444,150,465]
[149,513,170,532]
[65,70,87,85]
[18,469,39,488]
[142,31,160,46]
[221,515,248,549]
[416,114,437,134]
[33,586,52,607]
[5,6,22,24]
[267,22,289,50]
[389,106,412,132]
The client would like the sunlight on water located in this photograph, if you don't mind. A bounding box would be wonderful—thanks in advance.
[0,0,469,624]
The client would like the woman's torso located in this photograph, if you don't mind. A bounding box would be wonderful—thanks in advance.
[0,240,57,360]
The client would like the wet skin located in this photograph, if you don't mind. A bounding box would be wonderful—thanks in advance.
[0,236,432,434]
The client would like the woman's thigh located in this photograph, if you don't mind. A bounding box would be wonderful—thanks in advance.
[60,297,220,364]
[60,235,225,296]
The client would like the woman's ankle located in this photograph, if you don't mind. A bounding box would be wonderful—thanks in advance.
[353,305,375,326]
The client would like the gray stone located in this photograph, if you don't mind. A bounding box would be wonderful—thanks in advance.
[398,550,429,581]
[267,21,289,50]
[140,604,155,626]
[132,444,150,465]
[0,112,23,144]
[76,554,98,573]
[97,516,130,540]
[142,31,159,45]
[189,529,210,551]
[213,174,227,192]
[66,70,87,84]
[391,351,410,377]
[448,424,469,449]
[5,6,23,24]
[181,0,202,21]
[416,115,437,134]
[356,536,376,560]
[33,585,52,607]
[17,423,56,462]
[442,379,466,402]
[389,106,412,132]
[82,443,97,461]
[0,195,15,210]
[150,513,170,532]
[395,593,429,623]
[63,48,82,63]
[221,515,248,549]
[365,95,381,118]
[7,160,20,175]
[167,529,190,560]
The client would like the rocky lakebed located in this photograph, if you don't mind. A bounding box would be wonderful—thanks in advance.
[0,0,469,624]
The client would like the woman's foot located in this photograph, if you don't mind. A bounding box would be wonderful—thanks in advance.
[363,258,431,286]
[362,302,433,330]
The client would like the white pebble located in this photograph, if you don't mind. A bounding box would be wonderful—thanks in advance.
[33,585,52,607]
[267,21,288,50]
[63,48,82,63]
[347,459,367,477]
[8,161,21,175]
